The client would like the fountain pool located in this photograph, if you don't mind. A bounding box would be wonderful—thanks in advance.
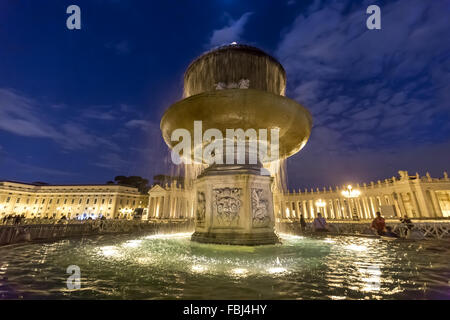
[1,233,449,299]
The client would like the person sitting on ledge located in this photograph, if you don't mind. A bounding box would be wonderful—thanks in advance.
[312,213,328,232]
[383,226,399,238]
[371,212,386,235]
[400,215,414,229]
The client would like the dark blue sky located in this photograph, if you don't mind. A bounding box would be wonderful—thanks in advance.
[0,0,449,189]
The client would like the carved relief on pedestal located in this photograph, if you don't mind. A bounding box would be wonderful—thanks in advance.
[213,188,241,226]
[195,191,206,224]
[252,188,271,227]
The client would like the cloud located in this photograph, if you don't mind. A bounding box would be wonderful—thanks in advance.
[0,88,61,139]
[95,152,131,170]
[209,12,253,47]
[0,88,119,151]
[275,0,450,188]
[81,107,117,120]
[125,119,157,130]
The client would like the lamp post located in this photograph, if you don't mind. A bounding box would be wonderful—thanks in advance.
[341,185,361,220]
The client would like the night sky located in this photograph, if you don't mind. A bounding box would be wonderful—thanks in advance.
[0,0,449,190]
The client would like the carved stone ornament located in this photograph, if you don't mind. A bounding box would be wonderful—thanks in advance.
[196,191,206,223]
[251,188,270,227]
[213,188,241,226]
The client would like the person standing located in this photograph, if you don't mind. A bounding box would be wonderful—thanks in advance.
[371,212,386,235]
[299,214,307,232]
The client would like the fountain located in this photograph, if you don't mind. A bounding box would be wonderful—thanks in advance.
[160,44,312,245]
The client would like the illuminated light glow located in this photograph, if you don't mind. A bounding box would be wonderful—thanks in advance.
[191,265,207,273]
[136,257,153,264]
[123,240,142,248]
[323,238,335,244]
[230,41,237,45]
[330,296,346,300]
[344,244,367,252]
[279,233,304,240]
[341,185,361,198]
[315,199,326,207]
[358,266,382,276]
[231,268,248,275]
[267,267,287,274]
[144,232,193,240]
[360,266,382,293]
[99,246,120,257]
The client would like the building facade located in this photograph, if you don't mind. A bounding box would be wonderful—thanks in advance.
[146,170,450,221]
[275,170,450,222]
[0,181,148,220]
[3,170,449,222]
[146,183,194,220]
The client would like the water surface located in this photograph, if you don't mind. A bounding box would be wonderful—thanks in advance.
[1,233,449,299]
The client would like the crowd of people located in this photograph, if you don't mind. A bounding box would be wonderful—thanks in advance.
[1,215,25,225]
[297,211,416,239]
[0,214,109,226]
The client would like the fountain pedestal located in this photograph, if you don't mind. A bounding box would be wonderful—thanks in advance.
[191,164,280,245]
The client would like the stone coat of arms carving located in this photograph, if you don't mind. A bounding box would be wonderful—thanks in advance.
[213,188,241,226]
[252,188,271,227]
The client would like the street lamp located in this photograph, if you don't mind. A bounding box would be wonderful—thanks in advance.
[341,185,361,220]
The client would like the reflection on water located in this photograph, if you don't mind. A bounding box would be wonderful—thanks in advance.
[0,232,449,299]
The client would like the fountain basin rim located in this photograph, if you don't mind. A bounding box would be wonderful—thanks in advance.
[160,89,313,161]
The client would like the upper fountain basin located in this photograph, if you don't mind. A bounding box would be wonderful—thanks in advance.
[184,44,286,98]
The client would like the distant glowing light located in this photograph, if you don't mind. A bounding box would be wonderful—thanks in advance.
[341,185,361,198]
[230,42,237,45]
[315,199,326,207]
[344,244,367,252]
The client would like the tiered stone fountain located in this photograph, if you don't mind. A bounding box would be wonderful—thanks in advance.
[160,44,312,245]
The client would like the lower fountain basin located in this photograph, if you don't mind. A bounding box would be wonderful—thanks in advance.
[1,232,450,299]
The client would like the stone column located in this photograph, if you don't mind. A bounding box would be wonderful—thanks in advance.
[302,200,308,219]
[396,193,407,216]
[414,188,433,218]
[409,192,421,218]
[429,190,443,217]
[147,197,153,218]
[280,200,286,219]
[295,201,300,219]
[309,200,315,218]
